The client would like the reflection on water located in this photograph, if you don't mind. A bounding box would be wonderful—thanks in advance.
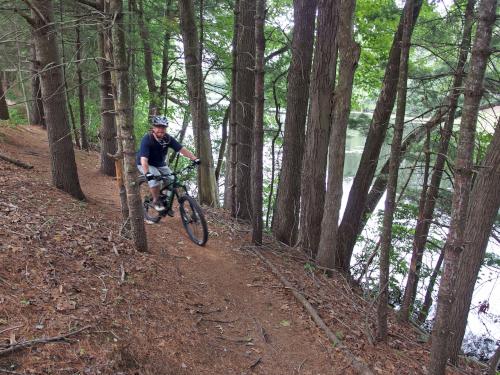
[341,128,499,344]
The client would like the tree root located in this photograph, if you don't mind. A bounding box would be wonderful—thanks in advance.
[252,250,374,375]
[0,326,91,357]
[0,154,33,169]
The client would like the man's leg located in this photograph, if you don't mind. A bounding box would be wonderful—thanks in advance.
[138,165,165,211]
[158,166,174,216]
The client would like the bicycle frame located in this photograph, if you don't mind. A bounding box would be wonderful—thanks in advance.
[155,158,197,216]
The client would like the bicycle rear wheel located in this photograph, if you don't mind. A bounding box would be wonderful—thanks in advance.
[178,195,208,246]
[139,179,162,224]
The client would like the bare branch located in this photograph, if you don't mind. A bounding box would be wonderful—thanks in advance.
[264,45,289,64]
[21,0,48,25]
[74,0,99,10]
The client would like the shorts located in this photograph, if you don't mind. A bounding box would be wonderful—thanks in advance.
[137,165,173,188]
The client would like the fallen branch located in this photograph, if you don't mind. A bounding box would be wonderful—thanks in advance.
[252,250,374,375]
[0,325,23,336]
[0,154,33,169]
[200,318,238,324]
[0,368,28,375]
[249,357,261,369]
[215,336,253,344]
[0,326,91,357]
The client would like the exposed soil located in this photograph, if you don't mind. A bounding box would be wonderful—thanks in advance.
[0,125,483,374]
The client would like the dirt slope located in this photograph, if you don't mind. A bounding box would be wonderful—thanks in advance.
[0,125,482,375]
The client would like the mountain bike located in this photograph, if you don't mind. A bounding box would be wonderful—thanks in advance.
[138,160,208,246]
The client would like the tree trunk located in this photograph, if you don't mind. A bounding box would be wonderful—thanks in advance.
[272,0,317,245]
[359,107,450,241]
[267,72,285,229]
[159,0,173,114]
[29,36,45,127]
[76,20,89,150]
[136,0,162,115]
[316,0,360,268]
[234,0,255,219]
[0,74,9,120]
[447,120,500,363]
[251,0,265,245]
[31,0,85,200]
[109,0,148,252]
[336,0,423,273]
[376,0,413,342]
[178,0,218,207]
[428,0,497,371]
[416,246,444,325]
[398,0,475,322]
[97,0,117,177]
[14,22,30,123]
[298,0,339,256]
[215,106,229,181]
[58,0,79,148]
[224,0,239,211]
[488,344,500,375]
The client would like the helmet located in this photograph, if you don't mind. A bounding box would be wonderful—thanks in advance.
[151,115,168,127]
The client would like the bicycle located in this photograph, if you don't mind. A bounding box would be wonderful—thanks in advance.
[138,159,209,246]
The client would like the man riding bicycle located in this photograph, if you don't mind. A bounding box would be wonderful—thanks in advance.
[136,115,200,215]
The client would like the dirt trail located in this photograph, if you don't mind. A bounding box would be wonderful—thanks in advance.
[0,125,340,375]
[0,125,483,375]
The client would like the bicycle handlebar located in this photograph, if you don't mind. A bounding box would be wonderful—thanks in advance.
[144,160,198,182]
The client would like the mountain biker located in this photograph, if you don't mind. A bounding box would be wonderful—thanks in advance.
[136,115,200,214]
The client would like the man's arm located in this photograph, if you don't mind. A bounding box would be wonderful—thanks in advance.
[179,147,198,161]
[140,157,150,173]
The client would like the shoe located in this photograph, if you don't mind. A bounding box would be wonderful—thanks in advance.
[145,219,156,224]
[153,200,166,212]
[167,208,175,217]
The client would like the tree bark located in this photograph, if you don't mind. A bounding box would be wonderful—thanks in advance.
[29,36,45,127]
[135,0,165,115]
[224,0,239,211]
[316,0,359,268]
[0,74,9,120]
[272,0,317,245]
[31,0,85,200]
[376,0,413,342]
[447,119,500,363]
[76,20,89,150]
[159,0,173,114]
[234,0,255,219]
[298,0,339,256]
[428,0,497,371]
[398,0,475,322]
[178,0,218,207]
[109,0,148,252]
[97,0,117,177]
[58,0,79,148]
[251,0,265,245]
[335,0,423,273]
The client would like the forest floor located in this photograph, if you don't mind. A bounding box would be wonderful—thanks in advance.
[0,124,485,375]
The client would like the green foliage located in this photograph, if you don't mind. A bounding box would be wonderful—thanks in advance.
[2,107,27,126]
[304,262,316,272]
[353,0,400,107]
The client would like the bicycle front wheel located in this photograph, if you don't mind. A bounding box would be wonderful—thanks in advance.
[178,195,208,246]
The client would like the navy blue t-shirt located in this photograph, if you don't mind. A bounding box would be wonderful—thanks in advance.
[136,132,183,167]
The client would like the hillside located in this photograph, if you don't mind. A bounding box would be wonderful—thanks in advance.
[0,125,484,374]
